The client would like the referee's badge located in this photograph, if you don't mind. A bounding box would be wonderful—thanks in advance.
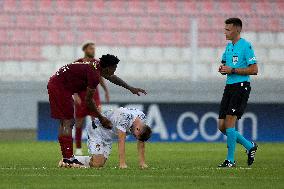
[232,56,238,65]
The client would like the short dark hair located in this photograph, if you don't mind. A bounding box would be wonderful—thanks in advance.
[82,42,95,51]
[225,18,242,28]
[139,125,152,142]
[99,54,120,68]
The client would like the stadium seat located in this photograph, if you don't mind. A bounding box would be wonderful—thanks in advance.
[269,48,284,63]
[41,45,58,61]
[91,0,107,13]
[15,15,33,28]
[144,47,163,61]
[109,0,127,13]
[72,0,90,13]
[147,0,161,14]
[19,0,37,13]
[198,48,217,63]
[175,16,190,31]
[55,0,72,14]
[0,14,15,28]
[58,45,74,61]
[38,0,54,13]
[257,33,275,47]
[181,1,198,15]
[127,0,145,14]
[162,1,178,14]
[254,48,268,63]
[276,33,284,47]
[128,47,145,61]
[200,1,215,14]
[3,0,18,12]
[163,47,181,62]
[33,15,50,28]
[242,32,257,44]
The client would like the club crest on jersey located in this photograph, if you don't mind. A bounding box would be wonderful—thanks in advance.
[232,56,238,65]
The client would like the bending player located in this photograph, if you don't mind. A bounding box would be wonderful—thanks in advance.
[73,43,110,156]
[59,107,152,169]
[47,43,147,167]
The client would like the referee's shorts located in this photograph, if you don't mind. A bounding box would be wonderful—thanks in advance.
[218,81,251,120]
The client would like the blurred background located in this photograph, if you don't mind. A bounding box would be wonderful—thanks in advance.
[0,0,283,142]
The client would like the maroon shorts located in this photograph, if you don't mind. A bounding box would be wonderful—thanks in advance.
[47,81,74,120]
[74,88,101,119]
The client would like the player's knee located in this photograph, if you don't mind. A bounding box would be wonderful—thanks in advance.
[89,156,105,168]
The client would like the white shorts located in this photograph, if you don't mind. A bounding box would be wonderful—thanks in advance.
[86,122,112,159]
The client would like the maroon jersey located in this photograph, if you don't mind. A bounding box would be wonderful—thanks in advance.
[49,58,101,93]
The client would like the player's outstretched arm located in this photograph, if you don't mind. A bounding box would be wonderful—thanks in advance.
[86,87,112,129]
[137,140,148,169]
[118,130,127,169]
[104,75,147,96]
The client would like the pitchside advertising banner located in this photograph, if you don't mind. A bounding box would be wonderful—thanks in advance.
[37,102,284,142]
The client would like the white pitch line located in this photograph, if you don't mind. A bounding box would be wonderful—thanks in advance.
[0,174,281,180]
[0,167,269,171]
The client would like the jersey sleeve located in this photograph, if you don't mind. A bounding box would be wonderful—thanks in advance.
[221,45,227,64]
[86,64,100,89]
[221,50,226,64]
[245,43,257,65]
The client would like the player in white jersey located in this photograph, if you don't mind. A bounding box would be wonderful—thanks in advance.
[59,107,152,169]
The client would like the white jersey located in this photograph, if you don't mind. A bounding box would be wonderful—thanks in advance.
[86,107,146,158]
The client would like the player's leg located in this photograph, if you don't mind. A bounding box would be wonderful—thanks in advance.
[75,117,85,155]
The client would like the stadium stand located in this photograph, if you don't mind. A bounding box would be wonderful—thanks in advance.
[0,0,283,80]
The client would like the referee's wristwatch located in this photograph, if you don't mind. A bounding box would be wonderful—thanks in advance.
[231,68,236,74]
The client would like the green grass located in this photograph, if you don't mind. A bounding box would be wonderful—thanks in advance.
[0,142,283,189]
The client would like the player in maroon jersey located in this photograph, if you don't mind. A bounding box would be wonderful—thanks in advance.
[73,43,110,156]
[47,44,146,167]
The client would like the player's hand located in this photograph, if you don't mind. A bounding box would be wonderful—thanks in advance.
[99,116,112,129]
[129,87,147,96]
[219,65,232,74]
[105,91,110,103]
[139,162,148,169]
[119,163,128,169]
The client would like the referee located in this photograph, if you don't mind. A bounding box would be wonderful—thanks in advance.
[218,18,258,168]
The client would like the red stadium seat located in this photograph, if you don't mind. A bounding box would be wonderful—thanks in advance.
[199,1,215,15]
[115,32,132,46]
[128,0,145,14]
[147,0,161,14]
[218,1,234,16]
[175,16,190,31]
[237,1,253,15]
[38,0,54,13]
[15,15,33,28]
[181,1,198,15]
[120,16,138,30]
[135,32,151,46]
[55,0,72,14]
[91,0,107,13]
[19,0,37,13]
[139,16,156,30]
[72,0,90,14]
[163,1,178,14]
[0,14,15,28]
[109,0,127,13]
[44,30,62,45]
[0,30,9,44]
[28,30,43,44]
[159,16,175,31]
[3,0,18,12]
[33,15,50,28]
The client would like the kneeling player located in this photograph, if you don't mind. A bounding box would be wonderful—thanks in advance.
[59,107,152,168]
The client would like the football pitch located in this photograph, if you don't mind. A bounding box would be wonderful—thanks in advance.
[0,142,283,189]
